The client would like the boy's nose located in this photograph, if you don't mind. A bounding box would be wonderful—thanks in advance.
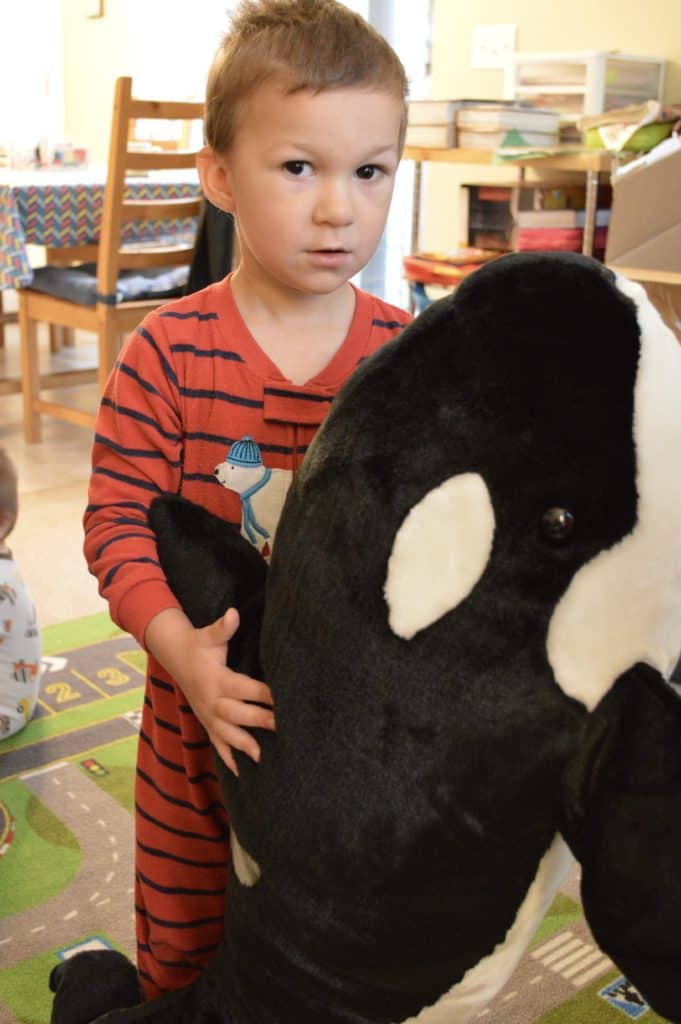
[313,179,354,227]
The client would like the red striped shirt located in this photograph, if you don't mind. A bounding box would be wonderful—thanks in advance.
[83,276,411,997]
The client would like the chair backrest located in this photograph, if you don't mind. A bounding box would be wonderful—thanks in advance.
[128,116,196,152]
[97,76,204,304]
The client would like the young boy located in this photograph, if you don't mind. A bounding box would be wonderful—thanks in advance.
[0,448,41,740]
[83,0,411,999]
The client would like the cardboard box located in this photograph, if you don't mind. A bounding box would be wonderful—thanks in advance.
[605,142,681,273]
[641,281,681,344]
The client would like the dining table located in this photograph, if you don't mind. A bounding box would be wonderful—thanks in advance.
[0,165,201,291]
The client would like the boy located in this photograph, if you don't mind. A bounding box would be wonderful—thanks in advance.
[83,0,411,1000]
[0,448,41,740]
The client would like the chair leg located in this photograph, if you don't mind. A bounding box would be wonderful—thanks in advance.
[18,292,42,443]
[50,325,76,350]
[98,319,119,394]
[0,290,18,348]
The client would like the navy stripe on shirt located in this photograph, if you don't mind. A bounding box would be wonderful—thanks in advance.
[372,318,407,329]
[263,386,332,404]
[170,344,244,363]
[99,398,181,442]
[160,310,219,321]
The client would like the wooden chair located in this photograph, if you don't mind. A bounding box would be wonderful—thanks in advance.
[128,115,196,152]
[0,291,18,348]
[19,77,203,442]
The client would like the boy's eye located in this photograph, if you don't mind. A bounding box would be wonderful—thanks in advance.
[356,164,381,181]
[283,160,311,177]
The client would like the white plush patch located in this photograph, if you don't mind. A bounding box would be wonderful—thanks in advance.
[384,474,495,640]
[399,835,574,1024]
[230,830,261,887]
[548,274,681,710]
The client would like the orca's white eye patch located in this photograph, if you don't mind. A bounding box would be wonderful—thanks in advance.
[230,830,261,887]
[546,273,681,710]
[384,473,495,640]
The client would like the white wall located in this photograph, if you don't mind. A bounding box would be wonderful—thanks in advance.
[60,0,234,164]
[1,0,63,163]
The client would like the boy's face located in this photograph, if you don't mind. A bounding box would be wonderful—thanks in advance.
[201,83,403,298]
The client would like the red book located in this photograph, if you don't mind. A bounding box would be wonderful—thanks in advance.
[403,248,499,286]
[516,227,608,253]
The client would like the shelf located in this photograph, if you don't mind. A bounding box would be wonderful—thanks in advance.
[403,146,496,165]
[515,84,587,94]
[402,146,616,174]
[401,146,619,271]
[607,266,681,286]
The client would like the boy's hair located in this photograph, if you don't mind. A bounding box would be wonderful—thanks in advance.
[0,448,18,539]
[205,0,409,154]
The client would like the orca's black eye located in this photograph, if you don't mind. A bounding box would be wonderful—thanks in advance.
[539,507,575,543]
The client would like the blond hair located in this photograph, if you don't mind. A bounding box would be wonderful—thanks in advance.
[205,0,409,154]
[0,448,18,540]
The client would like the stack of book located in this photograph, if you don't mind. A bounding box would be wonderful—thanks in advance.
[456,105,561,150]
[406,99,561,149]
[403,247,500,287]
[406,100,460,148]
[515,208,611,257]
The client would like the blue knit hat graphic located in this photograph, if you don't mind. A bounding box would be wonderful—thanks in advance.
[227,436,263,468]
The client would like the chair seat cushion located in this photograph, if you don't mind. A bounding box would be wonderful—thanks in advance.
[28,263,189,307]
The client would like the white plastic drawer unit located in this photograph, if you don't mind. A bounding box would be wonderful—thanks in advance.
[504,51,665,124]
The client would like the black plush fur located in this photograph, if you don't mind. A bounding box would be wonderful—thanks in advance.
[147,498,267,679]
[49,952,143,1024]
[50,253,681,1024]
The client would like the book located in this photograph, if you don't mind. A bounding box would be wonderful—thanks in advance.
[456,106,561,134]
[516,226,609,253]
[407,98,530,126]
[403,247,499,286]
[515,208,611,228]
[408,100,463,125]
[494,143,586,162]
[405,123,456,148]
[457,128,560,150]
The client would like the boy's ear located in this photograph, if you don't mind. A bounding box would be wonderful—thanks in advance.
[197,146,235,214]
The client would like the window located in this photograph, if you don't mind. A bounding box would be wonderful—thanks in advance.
[358,0,432,307]
[0,0,64,166]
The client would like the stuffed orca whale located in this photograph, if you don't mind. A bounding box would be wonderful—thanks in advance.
[50,252,681,1024]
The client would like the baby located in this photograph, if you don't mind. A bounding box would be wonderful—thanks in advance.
[0,448,41,739]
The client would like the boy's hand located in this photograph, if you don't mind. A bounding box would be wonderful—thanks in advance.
[186,609,275,775]
[144,607,275,776]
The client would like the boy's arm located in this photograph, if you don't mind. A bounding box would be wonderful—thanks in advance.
[83,315,274,769]
[146,493,274,772]
[83,312,186,643]
[145,607,274,776]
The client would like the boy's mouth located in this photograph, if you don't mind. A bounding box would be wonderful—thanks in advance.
[307,248,351,265]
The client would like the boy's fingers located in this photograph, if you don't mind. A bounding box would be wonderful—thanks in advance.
[202,608,240,647]
[222,674,274,707]
[215,722,262,764]
[222,607,240,637]
[214,740,239,777]
[218,699,275,732]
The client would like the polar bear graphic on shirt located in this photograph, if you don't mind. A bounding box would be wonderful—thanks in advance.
[214,436,291,558]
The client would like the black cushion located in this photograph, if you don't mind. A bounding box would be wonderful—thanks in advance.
[29,263,189,307]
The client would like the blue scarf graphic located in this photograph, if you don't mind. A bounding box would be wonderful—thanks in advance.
[240,467,272,544]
